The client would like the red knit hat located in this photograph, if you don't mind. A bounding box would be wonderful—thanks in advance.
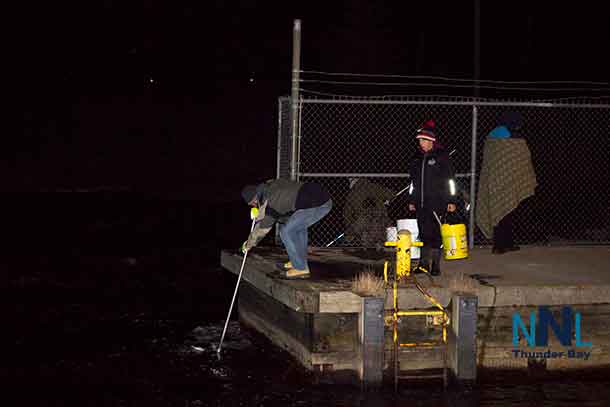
[415,120,437,142]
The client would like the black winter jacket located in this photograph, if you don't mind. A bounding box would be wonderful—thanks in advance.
[407,148,457,209]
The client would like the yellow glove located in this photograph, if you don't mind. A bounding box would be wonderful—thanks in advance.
[250,207,259,220]
[240,241,248,254]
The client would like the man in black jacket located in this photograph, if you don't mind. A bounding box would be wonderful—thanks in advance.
[407,120,457,276]
[241,179,332,279]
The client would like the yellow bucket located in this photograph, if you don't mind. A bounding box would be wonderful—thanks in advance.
[441,223,468,260]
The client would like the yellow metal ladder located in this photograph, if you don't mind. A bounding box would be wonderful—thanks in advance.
[384,229,449,392]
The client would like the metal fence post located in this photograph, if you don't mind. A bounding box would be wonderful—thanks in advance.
[296,100,303,182]
[469,105,478,249]
[290,19,301,181]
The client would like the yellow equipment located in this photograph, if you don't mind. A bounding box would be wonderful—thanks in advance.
[384,229,423,279]
[384,228,449,390]
[440,223,468,260]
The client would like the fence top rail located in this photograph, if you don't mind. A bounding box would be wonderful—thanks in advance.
[299,173,473,178]
[296,98,610,109]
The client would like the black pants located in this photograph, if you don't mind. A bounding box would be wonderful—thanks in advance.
[493,211,514,250]
[417,205,444,250]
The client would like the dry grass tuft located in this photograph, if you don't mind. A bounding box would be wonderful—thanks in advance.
[446,271,479,294]
[352,266,386,297]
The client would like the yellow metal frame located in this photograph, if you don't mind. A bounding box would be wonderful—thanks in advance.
[384,229,449,389]
[384,229,423,279]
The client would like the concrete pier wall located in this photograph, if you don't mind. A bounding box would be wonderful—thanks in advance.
[221,247,610,385]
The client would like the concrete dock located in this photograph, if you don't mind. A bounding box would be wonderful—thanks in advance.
[220,246,610,385]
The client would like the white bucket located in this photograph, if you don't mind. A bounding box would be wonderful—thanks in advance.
[386,226,398,242]
[396,218,420,259]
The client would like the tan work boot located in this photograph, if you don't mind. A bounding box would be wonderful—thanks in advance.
[275,261,293,273]
[284,267,310,279]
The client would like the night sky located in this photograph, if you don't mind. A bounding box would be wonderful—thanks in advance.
[11,1,610,199]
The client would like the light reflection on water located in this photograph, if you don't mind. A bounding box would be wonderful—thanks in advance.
[175,321,610,407]
[5,254,610,407]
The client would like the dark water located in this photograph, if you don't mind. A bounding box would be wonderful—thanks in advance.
[3,197,610,406]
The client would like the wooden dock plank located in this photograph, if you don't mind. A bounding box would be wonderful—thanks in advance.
[222,247,610,312]
[222,250,367,313]
[221,251,320,312]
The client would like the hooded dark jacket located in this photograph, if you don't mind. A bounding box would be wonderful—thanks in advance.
[407,147,457,210]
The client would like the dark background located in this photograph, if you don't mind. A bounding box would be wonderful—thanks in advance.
[8,1,609,254]
[4,3,610,405]
[10,1,610,197]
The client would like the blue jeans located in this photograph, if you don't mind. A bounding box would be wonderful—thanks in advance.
[278,200,332,270]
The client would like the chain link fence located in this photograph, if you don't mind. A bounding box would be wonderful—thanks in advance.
[277,96,610,247]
